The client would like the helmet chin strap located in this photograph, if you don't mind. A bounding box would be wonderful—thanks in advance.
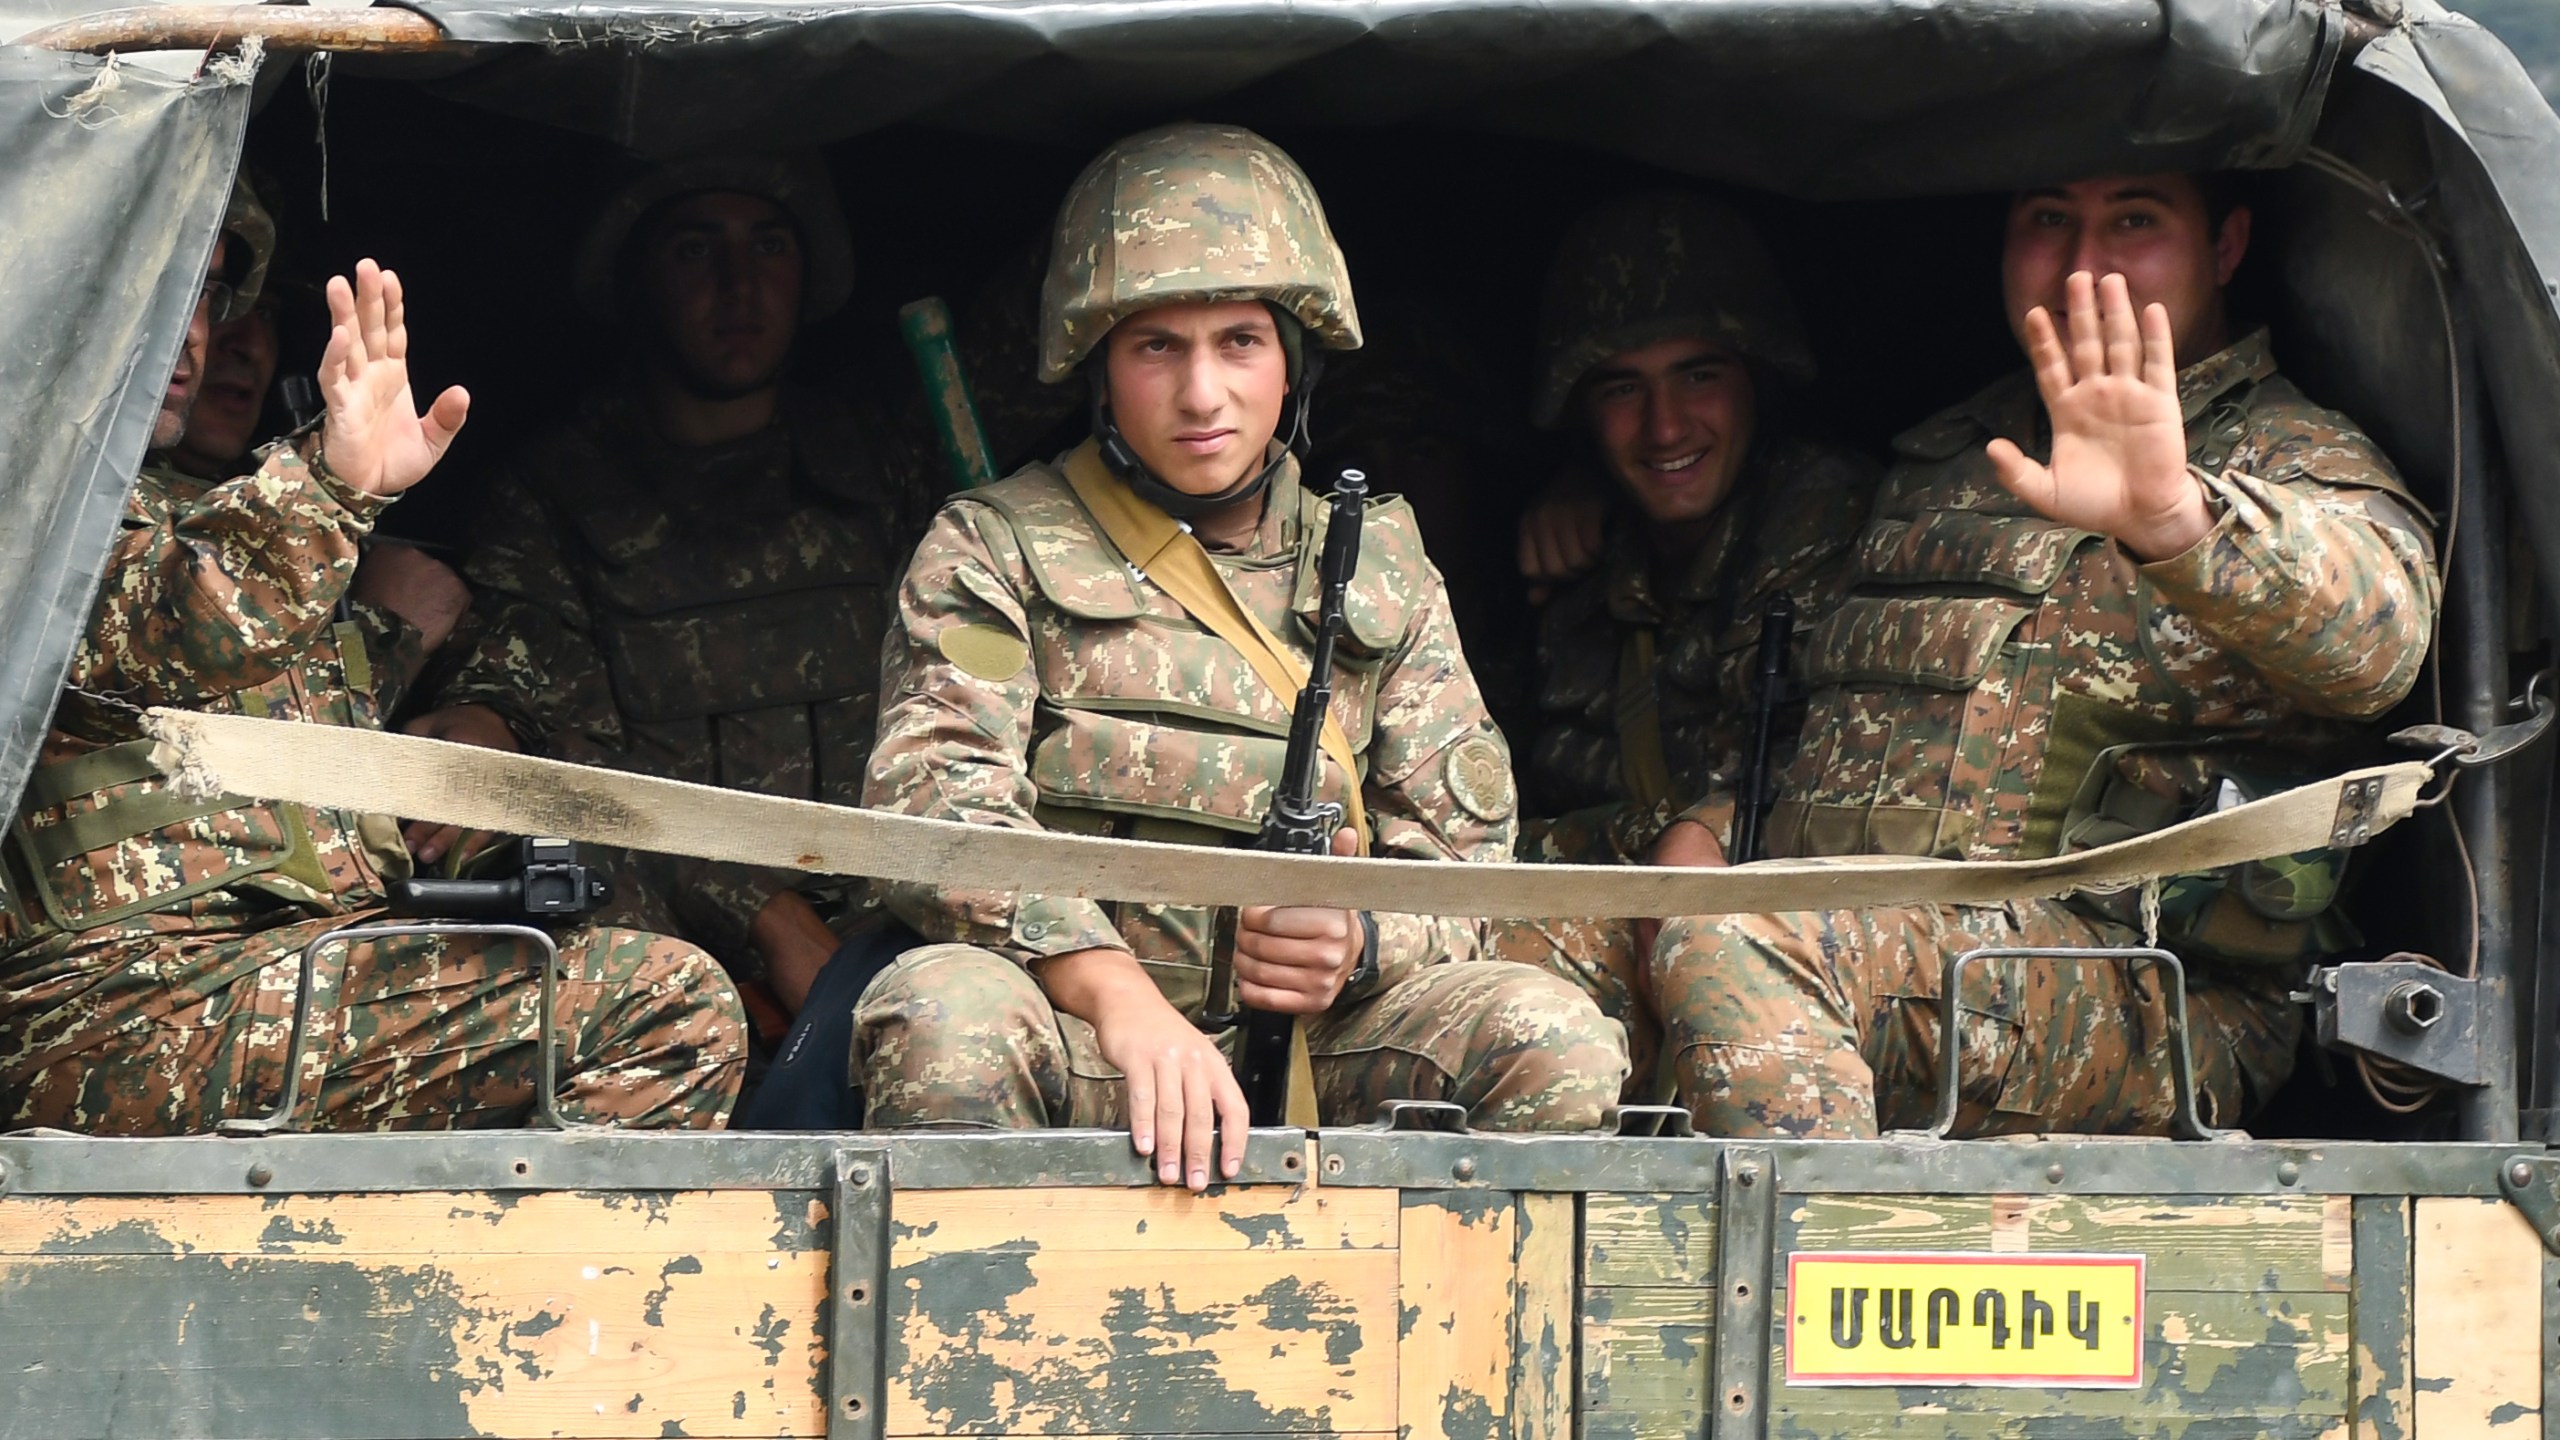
[1087,340,1324,521]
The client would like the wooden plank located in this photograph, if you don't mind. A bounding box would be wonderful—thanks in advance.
[1510,1192,1574,1440]
[887,1244,1395,1435]
[2412,1196,2543,1439]
[1400,1191,1517,1440]
[1772,1290,2351,1425]
[0,1248,827,1439]
[1582,1285,1712,1421]
[1784,1194,2336,1294]
[1786,1195,1993,1253]
[891,1184,1398,1256]
[2349,1197,2412,1440]
[1587,1192,1718,1287]
[2017,1196,2339,1294]
[0,1190,825,1257]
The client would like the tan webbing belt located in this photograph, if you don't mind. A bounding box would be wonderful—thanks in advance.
[1062,443,1368,844]
[1062,443,1345,1123]
[149,709,2432,924]
[1612,626,1674,811]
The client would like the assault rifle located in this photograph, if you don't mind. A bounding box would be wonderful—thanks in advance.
[1212,467,1370,1125]
[1729,592,1797,865]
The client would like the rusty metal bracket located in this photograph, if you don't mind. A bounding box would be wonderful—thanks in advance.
[1609,1104,1696,1138]
[1917,947,2229,1142]
[1710,1146,1775,1440]
[826,1147,890,1440]
[218,921,568,1136]
[2308,956,2485,1087]
[1373,1099,1470,1133]
[12,4,456,54]
[2331,775,2387,846]
[2497,1154,2560,1256]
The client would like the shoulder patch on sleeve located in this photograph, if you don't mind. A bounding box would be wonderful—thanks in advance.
[1444,732,1517,823]
[938,622,1030,682]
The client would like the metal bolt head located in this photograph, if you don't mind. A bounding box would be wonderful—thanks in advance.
[2277,1161,2301,1187]
[849,1163,873,1187]
[246,1163,274,1188]
[2045,1163,2065,1184]
[1453,1157,1478,1181]
[2382,981,2446,1035]
[2512,1161,2537,1188]
[1735,1162,1761,1187]
[1323,1154,1345,1177]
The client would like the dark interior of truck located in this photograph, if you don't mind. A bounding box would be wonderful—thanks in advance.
[216,54,2554,1143]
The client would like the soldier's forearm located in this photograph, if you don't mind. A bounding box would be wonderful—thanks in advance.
[2139,470,2439,719]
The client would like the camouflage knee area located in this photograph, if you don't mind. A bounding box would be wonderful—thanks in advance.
[0,930,284,1135]
[854,944,1066,1130]
[551,925,748,1130]
[1648,909,1874,1140]
[1485,916,1658,1101]
[1312,963,1626,1132]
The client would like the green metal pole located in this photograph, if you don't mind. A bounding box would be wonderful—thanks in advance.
[898,296,999,490]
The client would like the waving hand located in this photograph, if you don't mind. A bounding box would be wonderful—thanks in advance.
[318,260,470,497]
[1985,271,2211,562]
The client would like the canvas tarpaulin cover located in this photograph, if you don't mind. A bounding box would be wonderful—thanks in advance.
[0,0,2556,813]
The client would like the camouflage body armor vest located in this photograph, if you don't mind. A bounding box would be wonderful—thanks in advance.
[1766,338,2421,962]
[540,393,908,800]
[1,470,411,956]
[963,460,1424,1009]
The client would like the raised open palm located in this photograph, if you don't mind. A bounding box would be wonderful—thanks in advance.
[1986,271,2210,562]
[318,259,470,498]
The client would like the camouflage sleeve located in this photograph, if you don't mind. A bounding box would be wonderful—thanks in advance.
[2137,460,2441,721]
[66,445,384,707]
[865,501,1129,965]
[1358,565,1515,992]
[440,473,627,755]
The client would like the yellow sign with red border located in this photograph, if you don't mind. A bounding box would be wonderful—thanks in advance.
[1785,1252,2145,1387]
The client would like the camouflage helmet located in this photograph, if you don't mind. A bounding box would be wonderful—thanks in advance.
[573,151,854,321]
[1531,191,1814,429]
[213,172,275,327]
[1039,122,1362,383]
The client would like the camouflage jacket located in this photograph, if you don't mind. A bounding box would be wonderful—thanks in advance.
[866,443,1518,1017]
[0,452,421,969]
[1523,437,1880,863]
[1766,330,2440,863]
[440,384,957,960]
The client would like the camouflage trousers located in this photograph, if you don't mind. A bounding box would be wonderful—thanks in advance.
[855,944,1628,1131]
[1641,898,2301,1138]
[1488,915,1661,1104]
[0,912,748,1134]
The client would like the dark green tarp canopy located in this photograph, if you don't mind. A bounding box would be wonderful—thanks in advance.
[1,0,2556,811]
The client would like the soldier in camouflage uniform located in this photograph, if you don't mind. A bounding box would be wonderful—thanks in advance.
[1489,193,1880,1095]
[0,183,746,1134]
[857,123,1627,1189]
[1646,174,2440,1138]
[410,154,1077,1017]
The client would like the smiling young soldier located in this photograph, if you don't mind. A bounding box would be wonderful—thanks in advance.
[407,154,1075,1027]
[1641,173,2439,1138]
[856,123,1625,1187]
[1489,193,1881,1096]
